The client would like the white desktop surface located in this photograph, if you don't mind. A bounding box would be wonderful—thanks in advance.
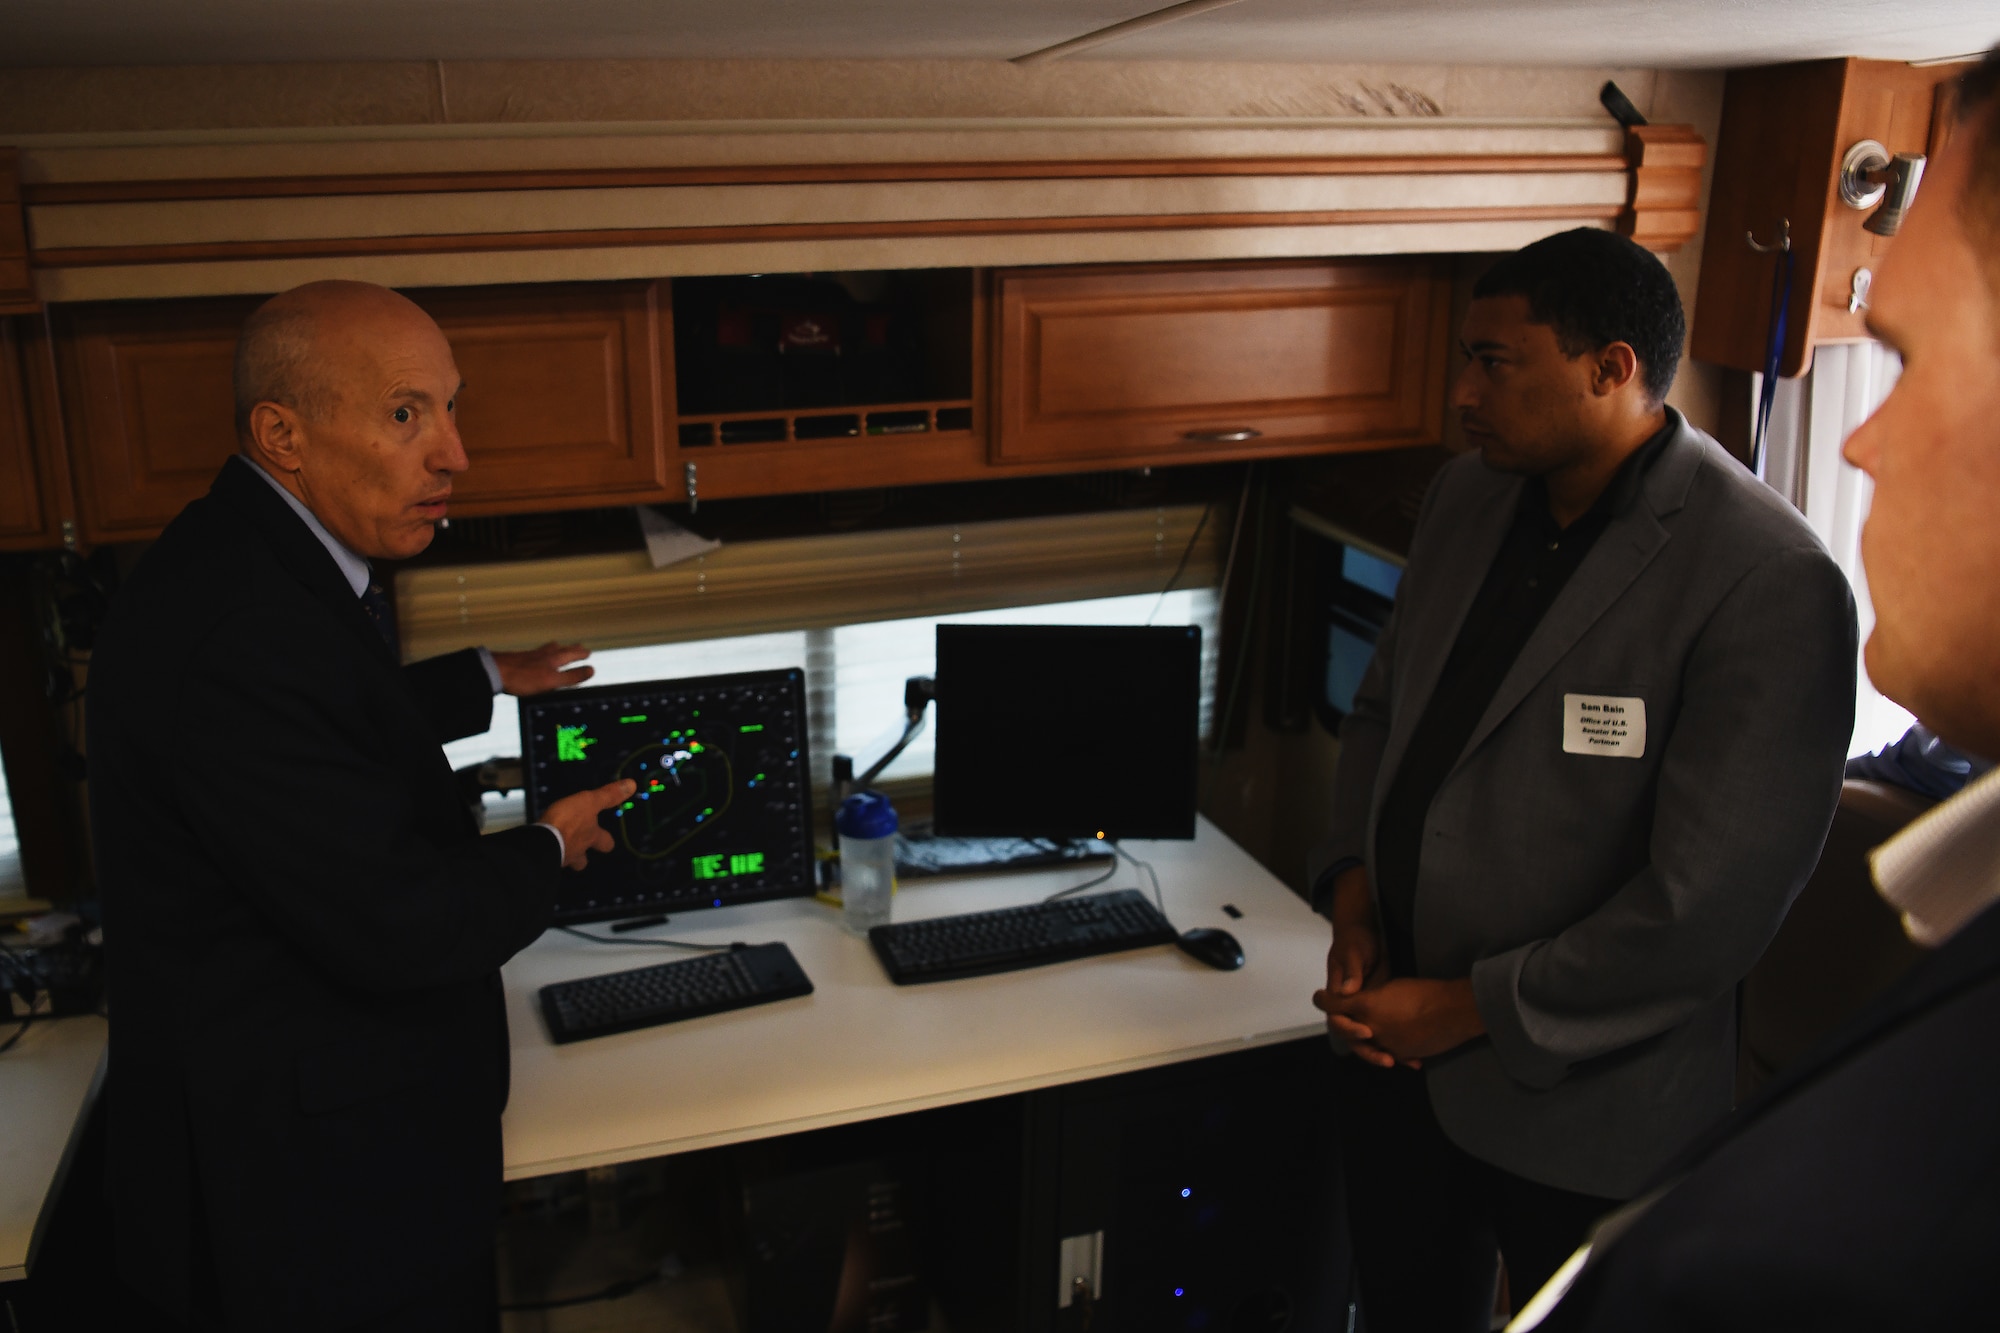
[0,1015,106,1283]
[501,815,1329,1181]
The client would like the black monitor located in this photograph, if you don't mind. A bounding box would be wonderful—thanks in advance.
[520,668,815,924]
[932,625,1200,841]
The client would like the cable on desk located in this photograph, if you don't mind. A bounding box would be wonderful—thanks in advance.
[0,935,44,1056]
[0,1009,33,1056]
[559,925,736,952]
[1115,842,1171,925]
[1042,860,1120,903]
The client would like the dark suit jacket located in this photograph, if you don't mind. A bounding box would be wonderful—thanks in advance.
[88,457,561,1330]
[1313,413,1858,1197]
[1541,899,2000,1331]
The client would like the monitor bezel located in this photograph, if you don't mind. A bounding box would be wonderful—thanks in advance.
[519,667,817,924]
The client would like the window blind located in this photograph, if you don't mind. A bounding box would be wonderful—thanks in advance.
[395,505,1220,661]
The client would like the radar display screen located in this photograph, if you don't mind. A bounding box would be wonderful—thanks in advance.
[520,669,814,924]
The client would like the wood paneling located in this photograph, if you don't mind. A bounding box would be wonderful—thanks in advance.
[1620,125,1706,253]
[0,319,59,547]
[995,260,1450,467]
[56,281,678,543]
[0,151,35,316]
[1693,59,1957,378]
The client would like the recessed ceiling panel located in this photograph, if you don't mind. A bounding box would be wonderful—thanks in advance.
[0,0,1990,69]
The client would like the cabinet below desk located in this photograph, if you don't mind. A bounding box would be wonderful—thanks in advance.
[497,1037,1349,1333]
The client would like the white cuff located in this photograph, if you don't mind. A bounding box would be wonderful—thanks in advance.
[475,646,503,695]
[534,821,565,863]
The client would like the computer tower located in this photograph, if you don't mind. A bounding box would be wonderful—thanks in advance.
[937,1038,1352,1333]
[736,1155,931,1333]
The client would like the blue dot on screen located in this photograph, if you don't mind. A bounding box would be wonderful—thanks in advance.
[712,898,722,907]
[1180,1188,1191,1198]
[1174,1287,1185,1298]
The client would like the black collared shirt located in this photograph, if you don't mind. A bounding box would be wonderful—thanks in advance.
[1373,420,1675,977]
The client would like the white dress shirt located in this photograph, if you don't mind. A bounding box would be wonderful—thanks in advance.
[1872,763,2000,947]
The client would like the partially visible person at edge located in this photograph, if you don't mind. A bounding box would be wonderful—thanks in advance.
[89,280,633,1331]
[1308,226,1857,1330]
[1517,46,2000,1333]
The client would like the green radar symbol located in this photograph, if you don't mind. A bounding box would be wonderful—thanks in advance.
[613,741,734,861]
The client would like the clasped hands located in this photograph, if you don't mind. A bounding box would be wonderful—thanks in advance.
[1312,918,1486,1069]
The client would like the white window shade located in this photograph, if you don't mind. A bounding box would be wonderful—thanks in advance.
[396,505,1220,661]
[0,760,21,898]
[1756,341,1911,757]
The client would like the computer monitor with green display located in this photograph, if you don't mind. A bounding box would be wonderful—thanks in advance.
[520,669,815,924]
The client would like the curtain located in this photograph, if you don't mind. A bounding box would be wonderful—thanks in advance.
[1755,340,1911,757]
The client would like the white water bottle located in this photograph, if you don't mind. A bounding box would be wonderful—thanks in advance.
[836,790,898,935]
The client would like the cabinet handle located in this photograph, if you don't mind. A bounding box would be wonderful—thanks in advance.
[1181,427,1262,443]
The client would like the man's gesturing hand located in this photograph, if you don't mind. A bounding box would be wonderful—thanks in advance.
[540,779,635,871]
[493,641,594,696]
[1315,977,1486,1069]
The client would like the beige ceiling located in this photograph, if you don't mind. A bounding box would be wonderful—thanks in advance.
[0,0,1991,68]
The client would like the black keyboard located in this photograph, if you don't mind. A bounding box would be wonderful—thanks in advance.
[539,943,813,1043]
[868,889,1177,985]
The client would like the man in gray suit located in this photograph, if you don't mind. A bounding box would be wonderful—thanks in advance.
[1310,228,1857,1332]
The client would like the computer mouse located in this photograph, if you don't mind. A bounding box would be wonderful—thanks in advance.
[1176,927,1244,971]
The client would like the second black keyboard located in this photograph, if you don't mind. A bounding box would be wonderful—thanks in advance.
[868,889,1177,984]
[539,942,813,1043]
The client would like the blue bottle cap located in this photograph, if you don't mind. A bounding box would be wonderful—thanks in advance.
[835,789,899,840]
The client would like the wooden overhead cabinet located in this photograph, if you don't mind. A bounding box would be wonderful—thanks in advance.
[55,282,681,545]
[0,317,74,550]
[1693,58,1959,377]
[994,259,1451,468]
[417,282,677,515]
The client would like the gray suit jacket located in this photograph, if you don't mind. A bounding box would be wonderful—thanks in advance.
[1313,413,1858,1198]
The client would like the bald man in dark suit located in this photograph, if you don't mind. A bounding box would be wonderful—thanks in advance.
[89,281,634,1331]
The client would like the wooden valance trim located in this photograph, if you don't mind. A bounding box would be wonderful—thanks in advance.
[23,153,1630,207]
[395,505,1221,661]
[22,129,1705,299]
[34,203,1627,271]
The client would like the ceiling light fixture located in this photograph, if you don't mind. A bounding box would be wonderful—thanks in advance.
[1011,0,1255,65]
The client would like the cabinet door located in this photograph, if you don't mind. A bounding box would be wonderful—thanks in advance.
[995,260,1449,467]
[58,282,677,544]
[0,318,66,549]
[58,297,257,544]
[411,282,676,515]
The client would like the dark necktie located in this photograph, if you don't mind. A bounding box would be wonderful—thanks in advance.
[358,580,400,659]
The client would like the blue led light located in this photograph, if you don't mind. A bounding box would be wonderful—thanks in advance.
[1181,1188,1191,1198]
[1174,1287,1185,1298]
[713,898,722,907]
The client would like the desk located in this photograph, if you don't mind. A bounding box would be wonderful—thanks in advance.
[0,1015,106,1283]
[501,815,1327,1180]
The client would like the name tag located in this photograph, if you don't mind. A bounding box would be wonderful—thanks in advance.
[1563,693,1646,758]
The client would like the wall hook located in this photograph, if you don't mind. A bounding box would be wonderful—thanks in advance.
[1746,219,1791,253]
